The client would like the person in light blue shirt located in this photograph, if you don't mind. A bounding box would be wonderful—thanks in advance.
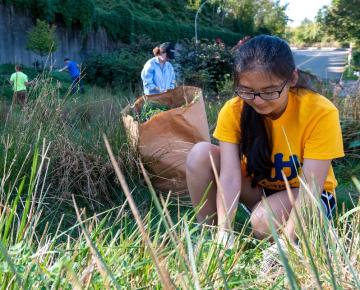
[141,42,176,95]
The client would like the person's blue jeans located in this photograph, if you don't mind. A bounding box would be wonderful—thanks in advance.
[71,76,84,94]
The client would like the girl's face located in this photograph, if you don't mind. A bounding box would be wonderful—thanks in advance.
[236,70,297,119]
[158,51,168,63]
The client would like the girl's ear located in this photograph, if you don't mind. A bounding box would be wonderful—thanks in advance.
[290,69,299,87]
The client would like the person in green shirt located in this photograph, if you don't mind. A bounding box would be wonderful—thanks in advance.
[9,65,31,106]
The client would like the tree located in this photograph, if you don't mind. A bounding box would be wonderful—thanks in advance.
[26,19,57,69]
[321,0,360,45]
[289,18,325,47]
[219,0,288,37]
[253,0,288,36]
[223,0,257,35]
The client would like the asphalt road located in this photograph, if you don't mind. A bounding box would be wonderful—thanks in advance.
[292,49,348,80]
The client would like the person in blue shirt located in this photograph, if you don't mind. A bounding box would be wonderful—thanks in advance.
[59,58,85,94]
[141,42,176,95]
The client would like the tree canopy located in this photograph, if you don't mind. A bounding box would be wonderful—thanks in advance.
[320,0,360,44]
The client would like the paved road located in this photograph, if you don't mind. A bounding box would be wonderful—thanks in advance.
[292,49,348,80]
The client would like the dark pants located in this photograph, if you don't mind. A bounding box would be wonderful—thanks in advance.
[12,90,27,106]
[71,76,84,94]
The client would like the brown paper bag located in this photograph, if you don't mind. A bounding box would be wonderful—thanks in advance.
[122,86,210,194]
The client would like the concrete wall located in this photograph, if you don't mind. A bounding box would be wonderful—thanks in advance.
[0,5,119,68]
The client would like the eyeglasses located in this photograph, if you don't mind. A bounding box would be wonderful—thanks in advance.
[235,80,288,100]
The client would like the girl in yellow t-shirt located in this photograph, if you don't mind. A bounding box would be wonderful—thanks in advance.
[186,35,344,247]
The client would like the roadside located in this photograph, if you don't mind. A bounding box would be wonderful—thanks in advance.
[292,49,348,80]
[291,47,348,51]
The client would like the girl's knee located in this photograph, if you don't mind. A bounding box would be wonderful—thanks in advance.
[186,142,218,172]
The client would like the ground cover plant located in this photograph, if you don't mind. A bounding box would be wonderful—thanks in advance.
[0,70,359,288]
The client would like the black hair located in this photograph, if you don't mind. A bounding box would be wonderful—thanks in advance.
[233,34,313,187]
[64,58,70,62]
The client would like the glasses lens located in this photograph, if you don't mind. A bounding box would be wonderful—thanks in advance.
[260,92,280,100]
[236,91,254,99]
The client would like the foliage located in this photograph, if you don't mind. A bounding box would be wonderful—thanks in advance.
[325,86,360,159]
[0,64,78,102]
[218,0,288,37]
[342,49,360,80]
[320,0,360,45]
[83,38,154,92]
[352,50,360,68]
[94,6,133,43]
[176,38,233,94]
[0,73,141,212]
[230,0,257,36]
[287,18,325,47]
[26,19,57,57]
[57,0,96,32]
[139,101,171,122]
[0,64,36,101]
[3,0,289,45]
[1,0,95,31]
[0,134,359,288]
[84,36,234,96]
[342,66,360,81]
[132,16,243,45]
[253,0,288,36]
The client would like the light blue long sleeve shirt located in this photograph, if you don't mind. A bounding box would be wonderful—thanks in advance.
[141,57,176,95]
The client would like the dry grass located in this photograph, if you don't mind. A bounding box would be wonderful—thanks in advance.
[0,76,141,211]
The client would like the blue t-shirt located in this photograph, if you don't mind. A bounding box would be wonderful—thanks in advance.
[67,61,80,78]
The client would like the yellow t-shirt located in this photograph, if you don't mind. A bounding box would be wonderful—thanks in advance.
[213,88,345,192]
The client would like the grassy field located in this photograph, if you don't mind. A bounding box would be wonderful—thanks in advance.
[0,73,359,288]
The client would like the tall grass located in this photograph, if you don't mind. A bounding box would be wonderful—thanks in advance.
[0,72,144,209]
[0,137,359,288]
[0,74,359,288]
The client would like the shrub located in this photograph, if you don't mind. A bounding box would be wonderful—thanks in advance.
[83,36,157,93]
[84,50,149,93]
[352,49,360,68]
[176,39,233,95]
[26,19,57,57]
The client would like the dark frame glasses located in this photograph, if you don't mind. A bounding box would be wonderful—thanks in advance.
[235,80,288,100]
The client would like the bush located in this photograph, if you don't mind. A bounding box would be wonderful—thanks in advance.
[94,6,133,43]
[352,49,360,68]
[83,51,147,92]
[176,39,233,95]
[84,37,236,95]
[83,36,157,93]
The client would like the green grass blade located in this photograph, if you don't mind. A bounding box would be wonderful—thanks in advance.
[184,216,201,290]
[2,177,25,244]
[0,239,23,288]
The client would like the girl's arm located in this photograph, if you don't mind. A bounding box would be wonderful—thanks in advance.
[284,158,332,241]
[217,141,242,230]
[141,62,158,92]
